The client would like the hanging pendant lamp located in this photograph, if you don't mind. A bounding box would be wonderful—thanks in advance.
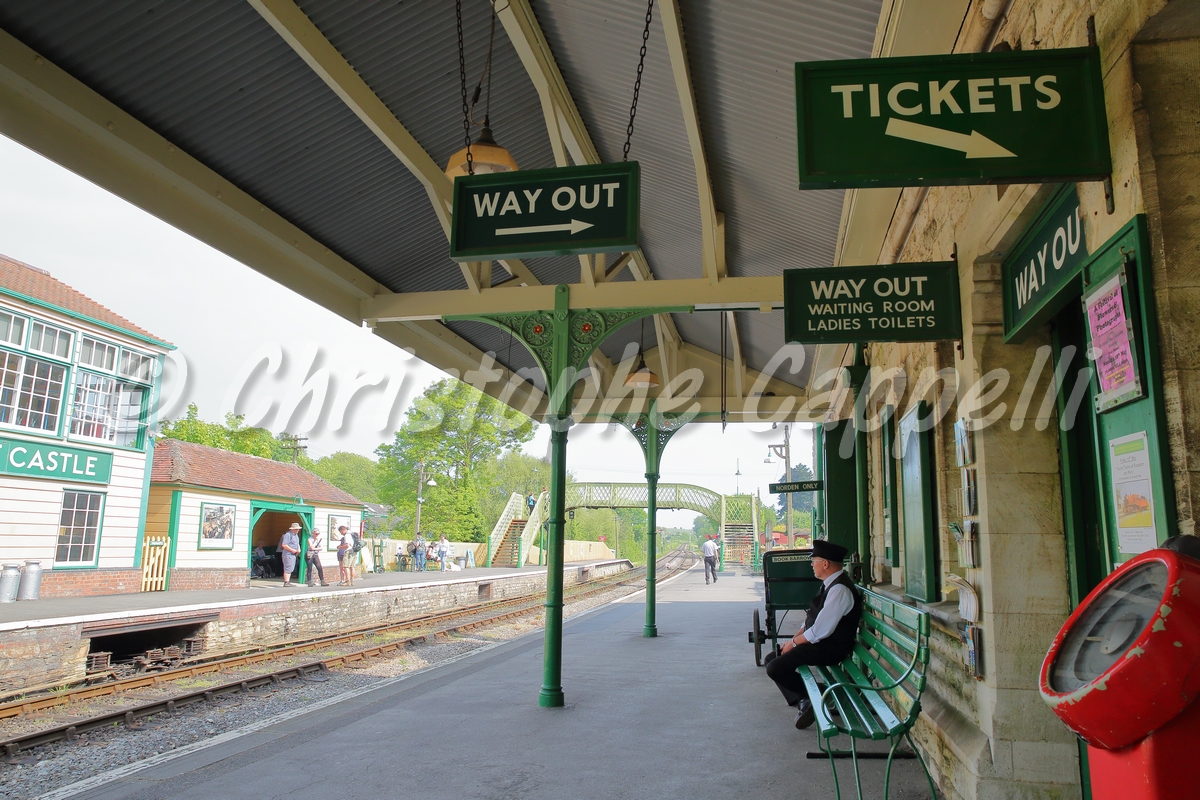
[445,117,518,178]
[624,317,660,388]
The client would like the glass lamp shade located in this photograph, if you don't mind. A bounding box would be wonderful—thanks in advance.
[624,356,660,388]
[445,127,518,179]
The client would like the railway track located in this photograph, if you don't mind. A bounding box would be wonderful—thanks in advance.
[1,548,696,757]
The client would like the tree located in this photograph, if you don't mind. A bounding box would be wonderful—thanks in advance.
[375,379,536,541]
[692,514,718,544]
[160,403,289,461]
[476,450,552,527]
[777,461,816,513]
[310,452,380,503]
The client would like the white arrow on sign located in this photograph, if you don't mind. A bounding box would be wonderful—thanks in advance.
[495,219,595,237]
[885,118,1016,159]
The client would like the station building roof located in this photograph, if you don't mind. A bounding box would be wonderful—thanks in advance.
[151,438,363,508]
[0,253,172,348]
[0,1,889,415]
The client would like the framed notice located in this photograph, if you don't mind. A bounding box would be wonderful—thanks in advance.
[1108,432,1158,555]
[198,503,236,550]
[1084,269,1143,413]
[328,514,352,551]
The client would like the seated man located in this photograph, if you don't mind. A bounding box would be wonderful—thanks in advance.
[764,539,862,729]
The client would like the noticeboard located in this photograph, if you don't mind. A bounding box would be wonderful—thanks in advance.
[796,47,1111,189]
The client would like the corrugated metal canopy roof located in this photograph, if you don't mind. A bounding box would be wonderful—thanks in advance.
[0,0,882,392]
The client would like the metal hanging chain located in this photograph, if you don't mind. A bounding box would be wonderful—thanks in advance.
[468,2,498,127]
[623,0,655,162]
[455,0,473,175]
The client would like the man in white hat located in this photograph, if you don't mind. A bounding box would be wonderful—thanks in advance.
[278,522,302,588]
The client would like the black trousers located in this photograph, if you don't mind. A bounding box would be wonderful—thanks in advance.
[764,642,845,707]
[306,554,324,583]
[704,556,718,583]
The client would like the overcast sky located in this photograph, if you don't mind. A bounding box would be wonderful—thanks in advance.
[0,134,813,528]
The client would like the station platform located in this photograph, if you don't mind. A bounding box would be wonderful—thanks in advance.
[0,560,628,694]
[57,567,929,800]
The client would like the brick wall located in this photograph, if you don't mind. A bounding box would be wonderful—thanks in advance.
[168,568,249,592]
[39,567,142,598]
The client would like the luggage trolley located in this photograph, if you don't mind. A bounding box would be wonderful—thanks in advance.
[748,549,823,666]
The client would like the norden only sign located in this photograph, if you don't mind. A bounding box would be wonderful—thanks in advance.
[0,436,113,484]
[450,162,639,262]
[784,263,962,344]
[1002,185,1088,342]
[795,48,1111,189]
[770,480,824,494]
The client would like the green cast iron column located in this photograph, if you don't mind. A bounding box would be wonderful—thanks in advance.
[446,285,688,707]
[644,467,659,637]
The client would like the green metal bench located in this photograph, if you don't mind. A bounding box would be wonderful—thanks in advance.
[797,587,937,800]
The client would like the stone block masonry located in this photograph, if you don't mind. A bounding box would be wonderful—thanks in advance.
[167,568,249,592]
[0,561,631,694]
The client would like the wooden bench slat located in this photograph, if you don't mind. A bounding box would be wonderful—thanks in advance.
[823,664,889,740]
[812,666,873,738]
[857,629,913,676]
[851,643,920,714]
[862,613,918,654]
[840,659,904,734]
[798,666,839,739]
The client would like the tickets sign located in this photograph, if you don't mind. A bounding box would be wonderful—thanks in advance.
[796,47,1111,189]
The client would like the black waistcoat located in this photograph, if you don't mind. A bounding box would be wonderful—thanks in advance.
[802,570,863,662]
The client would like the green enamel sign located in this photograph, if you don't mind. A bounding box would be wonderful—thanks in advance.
[0,436,113,484]
[1002,184,1088,342]
[796,48,1111,189]
[450,162,639,261]
[784,262,962,344]
[770,480,824,493]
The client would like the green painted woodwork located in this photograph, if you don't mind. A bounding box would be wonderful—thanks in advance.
[881,407,899,567]
[796,48,1111,189]
[166,489,182,590]
[814,425,826,542]
[450,162,639,261]
[1081,218,1175,563]
[1002,184,1088,342]
[821,420,858,556]
[899,403,937,603]
[784,262,962,344]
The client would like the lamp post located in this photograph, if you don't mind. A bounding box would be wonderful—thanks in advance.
[769,423,794,548]
[413,461,437,538]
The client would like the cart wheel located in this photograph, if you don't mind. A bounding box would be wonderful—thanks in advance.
[753,608,763,666]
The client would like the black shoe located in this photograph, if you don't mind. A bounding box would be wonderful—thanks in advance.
[795,700,815,730]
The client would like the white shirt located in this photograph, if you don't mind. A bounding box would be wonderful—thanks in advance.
[339,533,353,552]
[799,570,854,644]
[701,540,719,558]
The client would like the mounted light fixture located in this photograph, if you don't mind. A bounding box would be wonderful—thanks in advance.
[448,2,516,180]
[446,120,517,178]
[624,317,659,388]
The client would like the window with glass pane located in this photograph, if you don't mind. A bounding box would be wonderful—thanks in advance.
[0,311,25,346]
[115,385,144,447]
[118,350,153,382]
[56,490,103,565]
[79,337,117,371]
[0,355,65,432]
[29,321,72,359]
[71,371,118,440]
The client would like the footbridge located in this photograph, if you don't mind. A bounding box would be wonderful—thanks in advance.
[487,484,766,570]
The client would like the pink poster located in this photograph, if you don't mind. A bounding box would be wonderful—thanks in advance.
[1086,273,1139,410]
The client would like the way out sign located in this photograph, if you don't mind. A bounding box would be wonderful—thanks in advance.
[450,162,639,261]
[783,262,962,344]
[796,47,1111,189]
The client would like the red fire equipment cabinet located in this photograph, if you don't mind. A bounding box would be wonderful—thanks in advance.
[1039,549,1200,800]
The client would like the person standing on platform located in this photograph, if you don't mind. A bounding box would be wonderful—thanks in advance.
[763,540,862,730]
[702,535,720,585]
[412,532,427,571]
[306,527,329,587]
[437,534,450,572]
[526,493,536,516]
[279,522,302,587]
[337,524,356,586]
